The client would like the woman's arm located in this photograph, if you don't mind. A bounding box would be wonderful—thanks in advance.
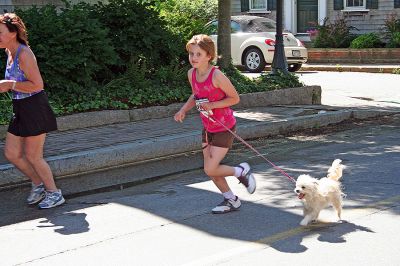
[11,47,44,93]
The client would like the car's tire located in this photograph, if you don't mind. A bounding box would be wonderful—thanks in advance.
[288,63,302,72]
[244,48,266,73]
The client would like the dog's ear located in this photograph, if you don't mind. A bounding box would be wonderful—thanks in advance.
[313,181,319,186]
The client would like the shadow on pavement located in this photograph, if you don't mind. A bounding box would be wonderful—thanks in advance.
[0,114,398,254]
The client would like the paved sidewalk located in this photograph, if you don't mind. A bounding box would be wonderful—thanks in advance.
[0,102,397,195]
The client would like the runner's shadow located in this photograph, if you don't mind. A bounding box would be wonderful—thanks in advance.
[37,211,89,235]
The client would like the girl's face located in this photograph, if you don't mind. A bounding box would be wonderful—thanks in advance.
[188,44,211,69]
[0,23,16,48]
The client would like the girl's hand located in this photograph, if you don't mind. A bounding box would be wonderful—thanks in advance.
[174,110,186,123]
[0,80,12,93]
[200,102,214,111]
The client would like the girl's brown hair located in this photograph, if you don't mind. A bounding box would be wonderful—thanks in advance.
[186,34,216,62]
[0,13,29,46]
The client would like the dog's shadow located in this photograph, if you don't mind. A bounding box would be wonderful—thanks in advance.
[316,220,374,243]
[271,220,374,253]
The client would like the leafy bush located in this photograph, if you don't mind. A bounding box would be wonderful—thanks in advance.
[90,0,182,66]
[0,0,304,124]
[313,17,357,48]
[223,65,303,94]
[15,3,117,95]
[388,32,400,48]
[384,14,400,48]
[350,33,383,48]
[160,0,218,42]
[0,94,12,125]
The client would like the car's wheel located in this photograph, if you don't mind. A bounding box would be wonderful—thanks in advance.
[244,48,266,73]
[288,63,302,72]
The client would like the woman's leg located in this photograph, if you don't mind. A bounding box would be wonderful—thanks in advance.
[4,133,42,185]
[24,133,58,191]
[202,144,235,193]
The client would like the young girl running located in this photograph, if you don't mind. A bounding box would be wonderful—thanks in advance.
[174,34,256,214]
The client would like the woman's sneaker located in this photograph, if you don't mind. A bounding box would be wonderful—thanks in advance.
[27,183,45,205]
[212,196,241,214]
[237,162,256,194]
[38,190,65,209]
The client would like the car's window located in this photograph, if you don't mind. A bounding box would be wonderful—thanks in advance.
[241,18,277,33]
[204,20,242,35]
[205,21,218,35]
[230,21,241,33]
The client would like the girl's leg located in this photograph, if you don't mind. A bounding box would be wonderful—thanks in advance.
[202,144,235,193]
[4,133,42,185]
[24,133,58,191]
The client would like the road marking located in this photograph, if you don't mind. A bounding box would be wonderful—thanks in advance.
[184,195,400,266]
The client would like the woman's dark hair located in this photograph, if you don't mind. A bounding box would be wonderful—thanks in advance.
[0,13,29,45]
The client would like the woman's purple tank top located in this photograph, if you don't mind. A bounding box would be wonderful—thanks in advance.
[5,44,42,99]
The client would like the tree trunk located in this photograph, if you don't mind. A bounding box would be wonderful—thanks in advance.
[217,0,231,69]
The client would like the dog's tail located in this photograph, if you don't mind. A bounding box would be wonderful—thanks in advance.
[327,159,345,181]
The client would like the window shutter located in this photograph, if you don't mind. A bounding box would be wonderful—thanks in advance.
[394,0,400,8]
[366,0,378,9]
[241,0,249,12]
[268,0,277,11]
[333,0,344,10]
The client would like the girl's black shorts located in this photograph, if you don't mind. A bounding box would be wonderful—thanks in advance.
[8,91,58,137]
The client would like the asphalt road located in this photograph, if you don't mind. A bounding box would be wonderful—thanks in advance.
[1,114,399,266]
[297,71,400,108]
[244,71,400,109]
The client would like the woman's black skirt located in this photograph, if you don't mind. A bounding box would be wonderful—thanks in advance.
[8,91,58,137]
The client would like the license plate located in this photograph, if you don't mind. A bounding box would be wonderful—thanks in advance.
[292,50,301,57]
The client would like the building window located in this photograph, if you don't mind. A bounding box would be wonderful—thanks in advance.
[250,0,267,11]
[344,0,366,10]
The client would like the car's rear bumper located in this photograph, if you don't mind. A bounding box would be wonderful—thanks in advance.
[287,57,308,64]
[285,47,308,63]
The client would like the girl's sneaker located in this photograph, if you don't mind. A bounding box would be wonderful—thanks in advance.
[212,196,241,214]
[27,183,45,205]
[237,162,256,194]
[38,190,65,209]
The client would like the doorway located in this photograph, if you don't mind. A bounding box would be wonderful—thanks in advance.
[297,0,318,33]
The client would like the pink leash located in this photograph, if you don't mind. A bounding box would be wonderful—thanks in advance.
[206,112,296,183]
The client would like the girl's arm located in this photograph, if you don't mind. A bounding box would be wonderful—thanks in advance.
[201,69,240,111]
[174,69,196,122]
[180,68,196,112]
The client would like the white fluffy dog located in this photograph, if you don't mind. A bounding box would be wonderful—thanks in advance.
[294,159,345,226]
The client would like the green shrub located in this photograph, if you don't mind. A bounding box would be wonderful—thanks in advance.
[90,0,182,66]
[313,17,357,48]
[350,33,383,48]
[387,32,400,48]
[15,3,118,95]
[0,94,12,125]
[160,0,218,42]
[0,0,304,123]
[222,65,303,94]
[384,14,400,48]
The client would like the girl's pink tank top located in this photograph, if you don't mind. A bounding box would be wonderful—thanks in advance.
[191,67,236,133]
